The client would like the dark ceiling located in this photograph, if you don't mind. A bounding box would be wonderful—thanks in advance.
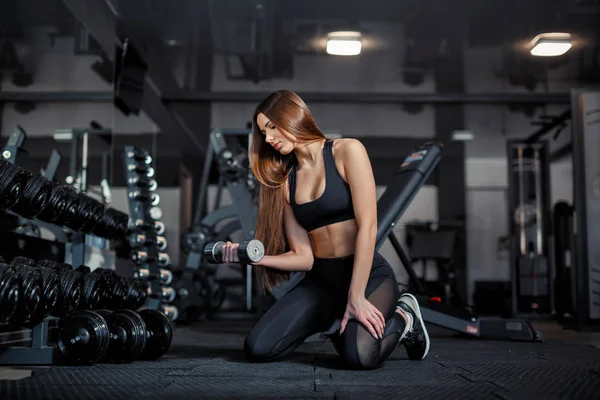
[0,0,598,156]
[3,0,599,51]
[1,0,598,98]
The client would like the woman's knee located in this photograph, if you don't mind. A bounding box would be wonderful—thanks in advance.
[335,321,383,370]
[243,331,273,363]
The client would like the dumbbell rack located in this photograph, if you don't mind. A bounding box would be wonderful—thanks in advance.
[1,128,58,365]
[2,127,67,241]
[0,317,58,365]
[124,146,176,319]
[0,129,123,365]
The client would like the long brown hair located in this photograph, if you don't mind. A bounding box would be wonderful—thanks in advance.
[249,90,326,292]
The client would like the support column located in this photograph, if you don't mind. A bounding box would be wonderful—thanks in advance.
[171,0,214,214]
[433,33,468,306]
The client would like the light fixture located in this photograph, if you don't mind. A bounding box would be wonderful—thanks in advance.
[452,130,475,142]
[326,31,362,56]
[53,129,73,141]
[529,33,572,57]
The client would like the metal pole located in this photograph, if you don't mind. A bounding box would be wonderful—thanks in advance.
[81,132,89,192]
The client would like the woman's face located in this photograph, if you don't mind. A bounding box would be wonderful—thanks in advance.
[256,113,294,155]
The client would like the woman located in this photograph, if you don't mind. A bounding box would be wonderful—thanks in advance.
[221,90,430,369]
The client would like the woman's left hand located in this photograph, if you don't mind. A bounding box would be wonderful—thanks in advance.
[339,295,386,340]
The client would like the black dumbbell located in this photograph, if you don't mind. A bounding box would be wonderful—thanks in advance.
[0,159,27,213]
[0,262,22,324]
[95,309,147,363]
[203,239,265,264]
[56,310,111,365]
[138,309,173,360]
[95,268,130,310]
[10,171,53,219]
[97,309,173,362]
[94,207,129,240]
[37,260,84,317]
[10,257,61,322]
[124,277,148,310]
[8,257,44,327]
[75,265,109,311]
[56,308,173,365]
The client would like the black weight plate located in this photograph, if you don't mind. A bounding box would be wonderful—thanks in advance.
[112,277,129,309]
[37,259,67,274]
[75,265,91,275]
[11,256,36,268]
[57,310,110,364]
[97,270,126,309]
[0,159,26,212]
[11,171,52,219]
[126,278,148,310]
[10,264,43,325]
[68,271,84,311]
[54,270,83,317]
[79,272,104,310]
[37,268,60,317]
[96,309,146,363]
[107,309,147,363]
[0,264,22,323]
[138,309,173,360]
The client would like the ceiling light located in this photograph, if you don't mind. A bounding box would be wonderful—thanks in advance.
[53,130,73,141]
[452,130,474,142]
[326,31,362,56]
[530,33,572,57]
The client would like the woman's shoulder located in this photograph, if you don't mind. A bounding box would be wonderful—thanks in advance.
[331,138,366,159]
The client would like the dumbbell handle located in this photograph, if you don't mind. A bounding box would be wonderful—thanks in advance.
[204,239,264,264]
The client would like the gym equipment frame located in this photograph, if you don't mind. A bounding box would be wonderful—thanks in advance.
[174,129,259,321]
[376,142,541,342]
[506,140,553,317]
[570,88,600,328]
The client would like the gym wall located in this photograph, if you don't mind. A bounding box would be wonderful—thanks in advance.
[0,30,159,136]
[0,20,575,305]
[0,31,187,266]
[209,22,575,302]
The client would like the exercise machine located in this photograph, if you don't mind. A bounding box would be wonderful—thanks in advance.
[568,88,600,329]
[404,221,464,307]
[506,140,553,317]
[173,128,259,322]
[376,142,541,341]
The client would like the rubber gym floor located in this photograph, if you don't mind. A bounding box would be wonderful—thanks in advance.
[1,319,600,400]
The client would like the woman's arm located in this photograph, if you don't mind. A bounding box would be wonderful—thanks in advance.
[339,139,378,301]
[254,197,314,272]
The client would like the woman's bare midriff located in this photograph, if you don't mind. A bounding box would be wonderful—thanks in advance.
[308,219,358,258]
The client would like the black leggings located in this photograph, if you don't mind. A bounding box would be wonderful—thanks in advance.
[244,252,405,370]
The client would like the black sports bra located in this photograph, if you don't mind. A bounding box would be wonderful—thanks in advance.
[288,140,355,232]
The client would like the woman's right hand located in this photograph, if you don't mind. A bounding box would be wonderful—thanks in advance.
[221,241,240,263]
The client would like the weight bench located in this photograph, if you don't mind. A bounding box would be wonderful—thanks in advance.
[374,141,540,342]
